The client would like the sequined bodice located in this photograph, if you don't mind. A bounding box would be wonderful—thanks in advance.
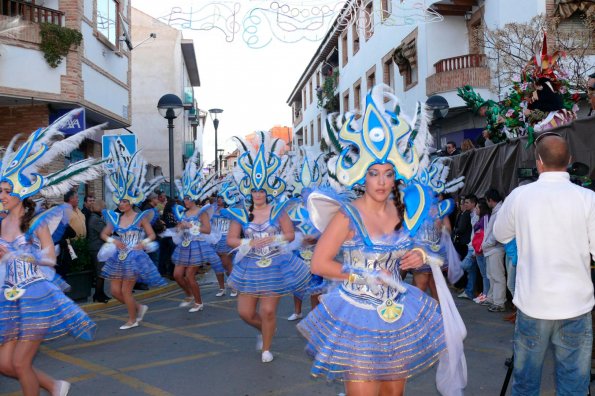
[0,235,45,288]
[243,221,281,258]
[180,213,205,243]
[211,211,230,234]
[340,232,411,304]
[115,224,146,248]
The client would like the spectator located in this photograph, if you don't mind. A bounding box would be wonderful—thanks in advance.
[472,200,491,304]
[481,188,506,312]
[588,72,595,116]
[159,197,178,278]
[483,130,495,147]
[452,195,472,259]
[493,133,595,395]
[88,199,110,303]
[65,190,86,238]
[458,195,479,300]
[81,195,95,226]
[445,141,461,156]
[461,139,475,152]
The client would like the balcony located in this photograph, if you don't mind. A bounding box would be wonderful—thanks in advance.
[426,54,490,96]
[183,87,194,110]
[1,0,64,25]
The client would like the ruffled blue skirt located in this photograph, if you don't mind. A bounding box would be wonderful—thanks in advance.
[172,240,224,273]
[102,250,166,287]
[228,253,311,296]
[214,235,233,255]
[297,283,446,381]
[0,280,96,344]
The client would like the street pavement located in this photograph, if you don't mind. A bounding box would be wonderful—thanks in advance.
[0,273,559,396]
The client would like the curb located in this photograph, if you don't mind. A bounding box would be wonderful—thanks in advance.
[80,281,180,313]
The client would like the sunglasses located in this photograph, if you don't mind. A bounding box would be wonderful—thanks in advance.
[534,131,562,146]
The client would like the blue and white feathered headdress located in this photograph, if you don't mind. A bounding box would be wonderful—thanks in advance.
[292,146,327,196]
[232,131,286,200]
[105,141,164,205]
[0,109,106,199]
[175,141,218,202]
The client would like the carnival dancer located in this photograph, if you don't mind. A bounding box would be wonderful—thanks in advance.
[298,86,467,395]
[285,147,328,321]
[210,180,241,297]
[225,132,310,363]
[99,145,166,330]
[168,142,223,309]
[0,110,102,395]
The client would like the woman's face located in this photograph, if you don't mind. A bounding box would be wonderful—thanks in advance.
[364,164,395,202]
[217,197,224,207]
[183,197,195,209]
[251,189,267,206]
[118,199,132,213]
[474,205,480,216]
[0,182,21,212]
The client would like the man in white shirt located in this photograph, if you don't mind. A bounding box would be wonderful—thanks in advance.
[493,132,595,395]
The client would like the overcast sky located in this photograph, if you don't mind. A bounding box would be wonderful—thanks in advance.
[132,0,337,163]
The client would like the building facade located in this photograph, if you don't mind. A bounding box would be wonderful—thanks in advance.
[287,0,593,151]
[0,0,133,201]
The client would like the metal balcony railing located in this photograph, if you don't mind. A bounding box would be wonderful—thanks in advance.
[434,54,486,73]
[0,0,64,25]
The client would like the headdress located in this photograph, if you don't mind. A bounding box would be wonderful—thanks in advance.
[232,131,286,200]
[0,109,106,199]
[326,84,431,188]
[528,32,563,82]
[292,146,327,196]
[217,174,242,206]
[105,142,164,205]
[175,141,218,201]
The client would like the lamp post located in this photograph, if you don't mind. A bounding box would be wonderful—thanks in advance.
[217,148,224,177]
[157,94,184,198]
[208,108,224,176]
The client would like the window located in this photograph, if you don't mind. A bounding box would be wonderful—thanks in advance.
[304,125,308,145]
[310,121,314,146]
[353,79,361,110]
[97,0,119,47]
[342,89,350,112]
[352,23,360,55]
[366,66,376,92]
[364,1,374,40]
[382,51,394,90]
[381,0,392,21]
[309,78,313,104]
[556,11,595,53]
[394,28,418,91]
[302,89,306,111]
[341,32,349,67]
[317,115,322,144]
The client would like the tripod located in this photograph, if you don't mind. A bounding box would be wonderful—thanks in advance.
[500,354,514,396]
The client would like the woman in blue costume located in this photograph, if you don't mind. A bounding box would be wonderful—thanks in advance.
[170,141,224,309]
[225,132,310,363]
[298,86,467,395]
[210,181,240,297]
[285,147,329,321]
[0,109,102,396]
[100,144,166,330]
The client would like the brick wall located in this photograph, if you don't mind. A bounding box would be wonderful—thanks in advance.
[0,105,49,146]
[426,67,491,96]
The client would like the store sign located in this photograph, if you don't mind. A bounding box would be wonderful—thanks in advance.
[49,108,86,135]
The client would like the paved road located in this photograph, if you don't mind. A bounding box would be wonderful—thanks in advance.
[0,273,559,396]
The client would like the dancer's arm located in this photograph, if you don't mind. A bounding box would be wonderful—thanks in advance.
[199,212,211,234]
[310,211,351,280]
[278,212,295,243]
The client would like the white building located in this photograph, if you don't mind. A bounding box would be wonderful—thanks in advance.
[129,7,205,185]
[0,0,133,200]
[287,0,590,150]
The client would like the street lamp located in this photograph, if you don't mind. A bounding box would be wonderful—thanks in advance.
[217,148,224,177]
[208,108,224,176]
[157,94,184,198]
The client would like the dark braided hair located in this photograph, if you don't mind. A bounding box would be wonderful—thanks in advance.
[392,182,405,231]
[21,198,36,233]
[248,201,255,222]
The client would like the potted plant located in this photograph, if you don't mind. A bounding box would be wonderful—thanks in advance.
[64,237,94,301]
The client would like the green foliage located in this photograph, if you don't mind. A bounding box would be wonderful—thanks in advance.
[39,23,83,68]
[317,70,340,112]
[69,237,93,273]
[319,137,328,152]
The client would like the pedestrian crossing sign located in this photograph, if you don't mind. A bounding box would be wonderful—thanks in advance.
[102,134,137,172]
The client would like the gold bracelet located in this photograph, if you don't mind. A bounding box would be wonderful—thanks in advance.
[348,273,357,283]
[411,247,428,264]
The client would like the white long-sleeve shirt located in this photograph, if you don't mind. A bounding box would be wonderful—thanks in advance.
[493,172,595,320]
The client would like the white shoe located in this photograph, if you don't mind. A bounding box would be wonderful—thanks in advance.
[188,303,204,313]
[287,313,303,321]
[261,350,274,363]
[54,380,71,396]
[215,289,226,297]
[137,305,148,322]
[179,298,193,308]
[256,334,263,351]
[230,289,238,297]
[119,321,139,330]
